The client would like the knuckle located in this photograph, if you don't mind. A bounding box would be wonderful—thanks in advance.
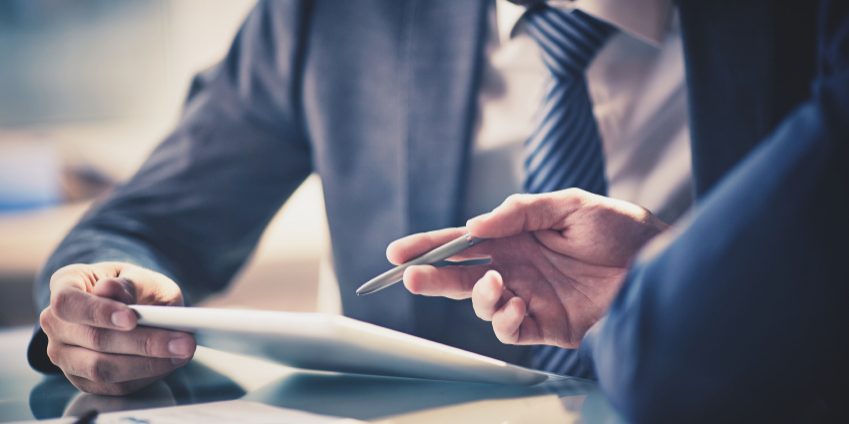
[493,326,509,343]
[471,281,485,298]
[45,341,61,365]
[51,264,85,283]
[117,262,137,274]
[562,187,587,206]
[91,299,106,323]
[471,288,491,313]
[504,193,527,208]
[90,299,114,327]
[50,265,91,294]
[51,290,71,319]
[471,292,484,314]
[88,327,106,351]
[141,334,156,357]
[562,187,587,198]
[493,323,517,344]
[39,308,54,332]
[473,303,492,321]
[85,302,99,326]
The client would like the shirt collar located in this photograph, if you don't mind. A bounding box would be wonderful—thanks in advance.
[495,0,672,46]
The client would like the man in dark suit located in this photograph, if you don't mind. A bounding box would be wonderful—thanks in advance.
[388,0,849,420]
[29,0,691,395]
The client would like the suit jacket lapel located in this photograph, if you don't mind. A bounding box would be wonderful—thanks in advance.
[403,0,489,233]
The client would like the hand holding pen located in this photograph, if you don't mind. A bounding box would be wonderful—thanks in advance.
[361,189,668,348]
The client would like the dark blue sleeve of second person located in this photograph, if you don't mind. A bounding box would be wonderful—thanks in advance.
[581,1,849,421]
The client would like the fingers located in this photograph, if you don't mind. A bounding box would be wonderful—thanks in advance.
[466,190,590,238]
[51,287,137,331]
[50,342,188,385]
[387,227,469,264]
[471,270,506,321]
[491,297,527,344]
[42,263,191,395]
[470,271,527,344]
[402,264,489,299]
[42,310,195,359]
[49,264,139,331]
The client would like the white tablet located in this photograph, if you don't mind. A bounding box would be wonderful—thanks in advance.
[130,305,555,386]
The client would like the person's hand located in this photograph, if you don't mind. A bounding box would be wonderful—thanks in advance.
[387,189,668,348]
[39,262,195,395]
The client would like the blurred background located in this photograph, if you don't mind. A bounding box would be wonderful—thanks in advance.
[0,0,327,328]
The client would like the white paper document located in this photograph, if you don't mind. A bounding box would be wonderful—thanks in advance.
[130,305,555,386]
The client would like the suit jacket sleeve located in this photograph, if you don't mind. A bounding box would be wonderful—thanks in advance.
[28,0,313,373]
[580,1,849,421]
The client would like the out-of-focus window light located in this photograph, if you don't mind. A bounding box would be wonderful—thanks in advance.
[0,0,171,126]
[0,0,255,213]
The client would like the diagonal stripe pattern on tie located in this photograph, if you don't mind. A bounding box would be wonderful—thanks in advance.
[521,6,615,377]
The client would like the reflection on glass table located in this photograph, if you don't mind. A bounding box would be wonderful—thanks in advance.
[1,327,623,423]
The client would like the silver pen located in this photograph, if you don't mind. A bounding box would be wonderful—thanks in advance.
[356,233,486,296]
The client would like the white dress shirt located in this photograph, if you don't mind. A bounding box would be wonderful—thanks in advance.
[464,0,692,223]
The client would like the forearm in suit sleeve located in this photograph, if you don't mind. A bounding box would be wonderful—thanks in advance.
[580,3,849,421]
[28,0,314,373]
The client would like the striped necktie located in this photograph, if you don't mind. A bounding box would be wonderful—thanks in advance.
[522,6,615,376]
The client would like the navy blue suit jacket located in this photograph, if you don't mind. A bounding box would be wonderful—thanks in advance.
[582,0,849,421]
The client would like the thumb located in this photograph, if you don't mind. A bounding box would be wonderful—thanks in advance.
[466,189,588,238]
[92,277,137,304]
[118,266,185,306]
